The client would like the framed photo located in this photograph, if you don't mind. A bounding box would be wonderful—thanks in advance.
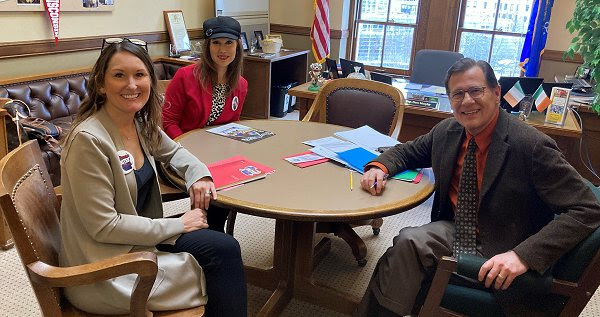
[254,30,264,49]
[240,32,249,51]
[545,87,571,126]
[163,10,191,54]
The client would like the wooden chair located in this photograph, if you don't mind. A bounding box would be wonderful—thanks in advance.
[302,78,405,266]
[0,140,204,316]
[418,180,600,317]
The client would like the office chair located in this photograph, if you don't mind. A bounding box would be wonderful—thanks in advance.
[325,58,340,79]
[340,58,365,78]
[370,72,393,85]
[410,49,464,87]
[418,180,600,317]
[302,78,405,266]
[0,140,205,317]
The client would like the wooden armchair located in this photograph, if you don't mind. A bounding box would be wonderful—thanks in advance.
[303,78,405,266]
[418,181,600,317]
[0,140,204,316]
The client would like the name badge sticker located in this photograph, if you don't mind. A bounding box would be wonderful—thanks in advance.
[232,96,239,111]
[117,150,135,174]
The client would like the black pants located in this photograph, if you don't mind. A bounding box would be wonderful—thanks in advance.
[158,206,246,317]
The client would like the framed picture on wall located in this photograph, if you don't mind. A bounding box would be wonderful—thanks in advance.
[240,32,249,51]
[254,30,264,49]
[163,10,191,54]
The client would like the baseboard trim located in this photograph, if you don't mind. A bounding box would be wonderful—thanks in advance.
[270,24,347,40]
[542,49,583,64]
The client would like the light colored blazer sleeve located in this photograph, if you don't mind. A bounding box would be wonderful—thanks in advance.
[63,131,184,246]
[153,129,212,191]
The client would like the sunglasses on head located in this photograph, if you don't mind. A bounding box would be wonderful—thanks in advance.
[101,38,148,52]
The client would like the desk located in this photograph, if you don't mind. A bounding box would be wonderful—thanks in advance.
[168,120,435,316]
[288,81,585,177]
[157,49,309,120]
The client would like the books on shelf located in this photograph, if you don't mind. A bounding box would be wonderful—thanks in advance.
[207,155,274,190]
[206,123,275,143]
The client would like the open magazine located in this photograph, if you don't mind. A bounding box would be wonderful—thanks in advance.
[206,123,275,143]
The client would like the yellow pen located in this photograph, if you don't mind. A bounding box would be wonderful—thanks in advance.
[350,170,353,191]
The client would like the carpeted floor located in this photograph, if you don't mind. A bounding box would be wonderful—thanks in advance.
[1,196,599,316]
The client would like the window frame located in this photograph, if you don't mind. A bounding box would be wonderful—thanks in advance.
[455,0,530,69]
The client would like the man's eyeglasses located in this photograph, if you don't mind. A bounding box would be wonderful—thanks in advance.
[101,38,148,52]
[449,86,487,102]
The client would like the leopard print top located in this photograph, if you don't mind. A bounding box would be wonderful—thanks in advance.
[207,83,229,126]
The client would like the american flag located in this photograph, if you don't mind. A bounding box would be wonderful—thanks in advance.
[310,0,330,63]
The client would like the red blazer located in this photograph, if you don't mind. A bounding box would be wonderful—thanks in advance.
[162,64,248,139]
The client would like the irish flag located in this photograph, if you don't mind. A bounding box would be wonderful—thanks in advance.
[504,81,525,108]
[533,85,551,112]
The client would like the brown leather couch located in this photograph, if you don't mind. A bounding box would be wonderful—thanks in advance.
[0,60,184,186]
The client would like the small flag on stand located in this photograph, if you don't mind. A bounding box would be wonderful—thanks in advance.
[533,85,552,111]
[504,81,525,108]
[310,0,330,63]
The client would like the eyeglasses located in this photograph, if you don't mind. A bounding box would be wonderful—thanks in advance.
[449,86,487,102]
[101,38,148,52]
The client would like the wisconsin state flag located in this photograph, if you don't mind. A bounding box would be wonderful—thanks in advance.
[504,81,525,108]
[533,85,551,111]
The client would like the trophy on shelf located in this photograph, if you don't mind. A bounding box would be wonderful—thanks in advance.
[308,63,325,91]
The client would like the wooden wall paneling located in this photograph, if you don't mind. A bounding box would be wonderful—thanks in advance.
[421,0,461,51]
[0,29,204,60]
[242,58,271,119]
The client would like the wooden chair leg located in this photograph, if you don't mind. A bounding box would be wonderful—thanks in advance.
[335,223,368,266]
[226,210,237,236]
[418,256,457,317]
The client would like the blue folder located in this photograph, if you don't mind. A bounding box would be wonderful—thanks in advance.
[336,147,377,173]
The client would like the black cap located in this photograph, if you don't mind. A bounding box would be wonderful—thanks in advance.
[203,16,241,40]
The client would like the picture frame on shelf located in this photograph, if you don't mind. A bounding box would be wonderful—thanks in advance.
[254,30,264,49]
[240,32,249,51]
[163,10,191,55]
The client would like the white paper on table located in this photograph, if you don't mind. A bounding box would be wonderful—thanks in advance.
[302,136,347,147]
[310,146,350,166]
[334,125,399,153]
[405,83,423,90]
[285,153,325,164]
[420,85,447,95]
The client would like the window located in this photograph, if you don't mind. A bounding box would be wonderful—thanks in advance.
[352,0,420,71]
[457,0,534,77]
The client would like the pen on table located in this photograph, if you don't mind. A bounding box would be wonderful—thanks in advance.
[350,171,354,191]
[370,174,389,189]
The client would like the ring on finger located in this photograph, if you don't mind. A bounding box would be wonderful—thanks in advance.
[204,192,211,196]
[497,274,505,280]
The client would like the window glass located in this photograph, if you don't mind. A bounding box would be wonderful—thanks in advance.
[360,0,389,22]
[459,32,492,61]
[355,23,385,66]
[389,0,419,24]
[463,0,496,30]
[489,35,525,77]
[382,25,414,70]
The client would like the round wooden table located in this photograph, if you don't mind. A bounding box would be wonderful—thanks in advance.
[169,120,435,316]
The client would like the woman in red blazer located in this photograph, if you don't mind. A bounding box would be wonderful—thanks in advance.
[162,16,248,139]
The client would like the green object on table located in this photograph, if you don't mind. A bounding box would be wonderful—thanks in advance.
[308,83,321,91]
[392,169,421,181]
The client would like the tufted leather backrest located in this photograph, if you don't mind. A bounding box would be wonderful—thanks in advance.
[0,73,89,121]
[0,140,62,316]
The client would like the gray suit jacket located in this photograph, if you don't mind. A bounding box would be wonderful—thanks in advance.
[374,109,600,273]
[59,107,210,314]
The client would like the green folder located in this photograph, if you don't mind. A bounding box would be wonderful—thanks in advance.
[392,169,421,182]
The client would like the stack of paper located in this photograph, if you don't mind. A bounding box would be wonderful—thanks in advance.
[206,123,275,143]
[283,151,329,168]
[334,125,399,153]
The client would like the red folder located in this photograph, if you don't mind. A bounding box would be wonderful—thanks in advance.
[207,155,274,190]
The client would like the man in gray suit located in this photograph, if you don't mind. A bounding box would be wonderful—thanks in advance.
[355,58,600,316]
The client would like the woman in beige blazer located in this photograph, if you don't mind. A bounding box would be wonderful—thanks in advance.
[59,38,246,316]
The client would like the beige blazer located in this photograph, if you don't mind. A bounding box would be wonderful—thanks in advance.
[58,107,210,314]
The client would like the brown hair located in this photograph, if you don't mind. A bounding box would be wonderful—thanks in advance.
[444,58,499,93]
[67,40,162,151]
[193,38,243,95]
